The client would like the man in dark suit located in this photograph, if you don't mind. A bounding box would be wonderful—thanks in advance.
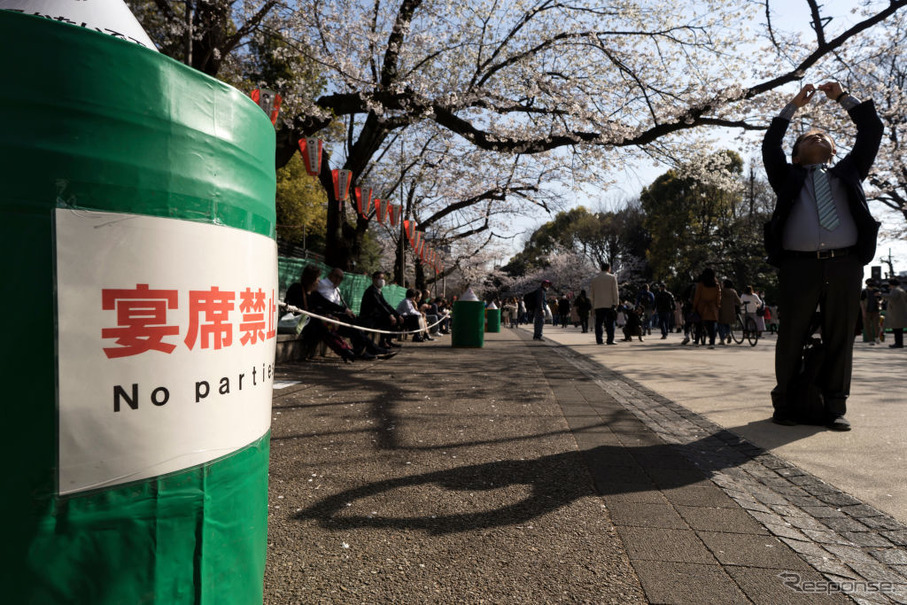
[359,271,403,348]
[763,81,883,431]
[531,279,551,340]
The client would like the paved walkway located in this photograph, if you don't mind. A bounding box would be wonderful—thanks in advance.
[536,325,907,525]
[265,329,907,604]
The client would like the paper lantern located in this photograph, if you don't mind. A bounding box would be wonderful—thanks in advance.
[297,138,322,176]
[388,204,399,227]
[354,187,372,218]
[331,169,352,204]
[249,88,281,126]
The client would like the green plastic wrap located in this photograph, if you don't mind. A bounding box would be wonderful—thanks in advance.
[1,10,275,603]
[451,300,486,348]
[485,308,502,333]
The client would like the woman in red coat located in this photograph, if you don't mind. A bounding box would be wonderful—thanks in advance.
[693,267,722,348]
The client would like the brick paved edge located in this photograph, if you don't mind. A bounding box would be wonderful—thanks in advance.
[527,334,907,604]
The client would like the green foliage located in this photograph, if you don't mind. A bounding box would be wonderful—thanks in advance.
[641,151,741,282]
[353,231,385,276]
[640,151,776,296]
[276,155,327,252]
[505,205,649,276]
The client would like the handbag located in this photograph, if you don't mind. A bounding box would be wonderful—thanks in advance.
[687,311,701,323]
[756,305,766,317]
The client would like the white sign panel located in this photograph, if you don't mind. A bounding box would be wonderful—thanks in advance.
[55,209,277,495]
[0,0,158,49]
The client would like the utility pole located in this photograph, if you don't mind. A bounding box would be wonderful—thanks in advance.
[880,248,895,279]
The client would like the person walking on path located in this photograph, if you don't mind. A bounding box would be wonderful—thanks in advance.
[679,281,698,345]
[590,263,619,345]
[635,283,655,336]
[502,297,518,329]
[530,279,551,340]
[763,81,883,431]
[558,295,571,328]
[575,289,592,333]
[884,278,907,349]
[654,283,676,340]
[862,279,883,344]
[718,279,742,344]
[740,285,766,336]
[693,268,721,348]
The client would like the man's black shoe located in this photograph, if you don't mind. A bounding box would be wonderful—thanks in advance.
[383,341,402,348]
[358,352,377,360]
[826,416,852,431]
[378,351,398,360]
[772,414,797,426]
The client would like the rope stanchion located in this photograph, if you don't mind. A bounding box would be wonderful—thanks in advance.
[278,302,448,335]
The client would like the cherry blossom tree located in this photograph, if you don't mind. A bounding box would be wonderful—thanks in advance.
[130,0,907,269]
[350,123,561,287]
[278,0,907,267]
[796,10,907,237]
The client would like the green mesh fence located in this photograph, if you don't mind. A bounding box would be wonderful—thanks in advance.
[278,257,406,315]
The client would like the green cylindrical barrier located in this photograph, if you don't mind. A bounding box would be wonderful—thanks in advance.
[452,301,486,347]
[485,308,502,333]
[2,11,276,604]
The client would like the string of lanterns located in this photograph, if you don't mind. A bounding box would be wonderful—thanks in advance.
[251,89,444,275]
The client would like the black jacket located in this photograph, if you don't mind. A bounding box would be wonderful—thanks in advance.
[359,285,398,323]
[762,100,883,267]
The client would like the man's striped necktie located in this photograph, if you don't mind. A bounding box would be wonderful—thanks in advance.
[813,166,840,231]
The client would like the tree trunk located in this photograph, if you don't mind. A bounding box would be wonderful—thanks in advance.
[414,260,425,291]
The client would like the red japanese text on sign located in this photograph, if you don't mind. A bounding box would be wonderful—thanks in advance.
[185,287,235,350]
[101,284,276,357]
[239,287,267,345]
[101,284,180,358]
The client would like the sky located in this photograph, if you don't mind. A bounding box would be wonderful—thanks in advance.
[499,0,907,281]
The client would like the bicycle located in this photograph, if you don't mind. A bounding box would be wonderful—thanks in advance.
[729,301,760,346]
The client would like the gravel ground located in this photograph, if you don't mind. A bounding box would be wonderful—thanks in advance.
[264,335,646,604]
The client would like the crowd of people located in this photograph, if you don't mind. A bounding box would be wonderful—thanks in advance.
[862,277,907,348]
[505,266,775,349]
[283,266,450,362]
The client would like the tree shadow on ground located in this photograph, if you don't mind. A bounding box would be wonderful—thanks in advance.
[293,425,811,535]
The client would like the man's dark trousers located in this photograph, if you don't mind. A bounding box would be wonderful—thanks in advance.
[774,254,862,418]
[533,309,545,339]
[658,311,672,337]
[594,308,616,344]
